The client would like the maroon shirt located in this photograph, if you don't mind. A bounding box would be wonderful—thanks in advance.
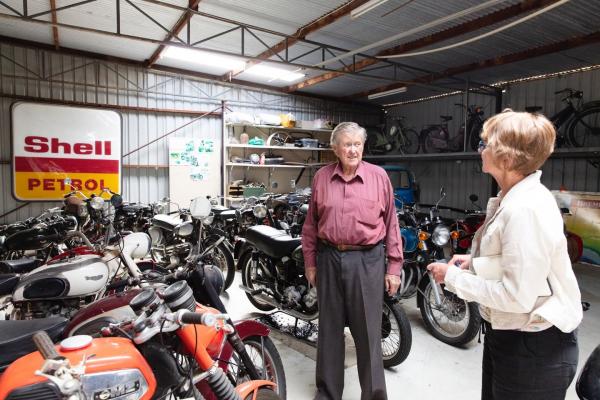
[301,161,404,276]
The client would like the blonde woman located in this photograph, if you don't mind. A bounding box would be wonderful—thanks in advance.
[428,110,582,400]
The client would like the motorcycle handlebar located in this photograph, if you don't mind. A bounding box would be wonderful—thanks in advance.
[177,309,217,327]
[32,331,61,360]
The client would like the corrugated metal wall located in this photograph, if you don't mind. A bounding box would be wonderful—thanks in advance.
[0,43,378,223]
[385,67,600,211]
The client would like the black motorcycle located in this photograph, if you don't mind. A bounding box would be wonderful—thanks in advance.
[237,224,412,367]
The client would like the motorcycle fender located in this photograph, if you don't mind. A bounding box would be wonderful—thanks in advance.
[236,380,276,399]
[217,319,270,371]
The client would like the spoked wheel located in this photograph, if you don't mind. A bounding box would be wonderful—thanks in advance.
[240,250,276,311]
[229,336,287,399]
[567,106,600,148]
[418,282,480,346]
[398,128,420,154]
[420,127,445,153]
[381,301,412,367]
[202,240,235,291]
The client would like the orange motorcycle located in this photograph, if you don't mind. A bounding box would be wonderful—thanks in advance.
[0,281,279,400]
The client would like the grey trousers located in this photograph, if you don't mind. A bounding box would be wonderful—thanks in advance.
[314,243,387,400]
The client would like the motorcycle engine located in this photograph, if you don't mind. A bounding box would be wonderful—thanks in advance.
[12,295,95,319]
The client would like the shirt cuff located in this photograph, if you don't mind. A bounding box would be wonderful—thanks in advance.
[444,265,461,292]
[386,260,402,276]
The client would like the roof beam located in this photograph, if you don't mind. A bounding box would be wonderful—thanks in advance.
[285,0,563,93]
[220,0,371,81]
[346,30,600,100]
[49,0,59,49]
[146,0,201,68]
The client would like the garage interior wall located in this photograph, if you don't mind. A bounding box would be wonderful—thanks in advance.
[0,43,379,223]
[385,67,600,211]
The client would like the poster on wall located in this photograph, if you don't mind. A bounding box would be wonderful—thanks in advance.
[168,137,219,207]
[553,190,600,266]
[12,102,121,201]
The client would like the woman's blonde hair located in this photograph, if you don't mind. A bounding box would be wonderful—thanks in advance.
[480,109,555,175]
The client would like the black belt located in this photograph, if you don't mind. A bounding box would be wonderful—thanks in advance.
[319,238,380,252]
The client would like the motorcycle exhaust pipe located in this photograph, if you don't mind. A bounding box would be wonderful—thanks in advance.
[239,284,317,320]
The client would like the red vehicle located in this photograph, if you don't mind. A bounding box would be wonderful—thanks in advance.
[0,281,280,400]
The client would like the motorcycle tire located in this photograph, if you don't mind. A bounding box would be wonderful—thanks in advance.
[566,105,600,148]
[240,250,276,311]
[419,126,444,154]
[381,301,412,367]
[204,239,235,291]
[233,336,287,400]
[245,388,282,400]
[417,281,481,346]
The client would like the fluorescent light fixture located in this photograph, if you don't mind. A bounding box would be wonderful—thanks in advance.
[351,0,390,19]
[161,46,246,70]
[244,65,305,82]
[368,86,407,100]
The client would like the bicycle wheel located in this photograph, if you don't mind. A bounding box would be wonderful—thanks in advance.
[420,126,445,153]
[398,128,420,154]
[567,106,600,147]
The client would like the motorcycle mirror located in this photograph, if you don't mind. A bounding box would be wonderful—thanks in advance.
[190,196,211,218]
[111,194,123,208]
[469,194,478,202]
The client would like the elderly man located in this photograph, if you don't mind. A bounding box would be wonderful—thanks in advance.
[302,122,403,400]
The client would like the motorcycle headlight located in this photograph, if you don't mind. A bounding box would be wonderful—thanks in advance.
[253,204,268,219]
[90,196,105,210]
[432,225,450,246]
[202,215,214,226]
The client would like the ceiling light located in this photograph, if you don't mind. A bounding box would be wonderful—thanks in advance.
[161,46,246,70]
[368,86,407,100]
[351,0,390,19]
[244,65,305,82]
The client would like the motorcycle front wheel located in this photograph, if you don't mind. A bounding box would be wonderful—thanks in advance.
[417,282,480,346]
[230,336,287,400]
[381,300,412,367]
[240,250,276,311]
[203,239,235,291]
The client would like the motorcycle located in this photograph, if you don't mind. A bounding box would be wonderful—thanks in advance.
[449,194,486,255]
[148,197,236,291]
[397,188,481,346]
[0,281,281,400]
[237,211,412,367]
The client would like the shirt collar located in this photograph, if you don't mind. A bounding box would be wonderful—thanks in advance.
[331,161,366,183]
[497,170,542,206]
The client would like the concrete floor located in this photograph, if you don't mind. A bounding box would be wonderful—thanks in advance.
[221,263,600,400]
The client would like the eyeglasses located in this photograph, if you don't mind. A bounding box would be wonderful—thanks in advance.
[478,140,487,153]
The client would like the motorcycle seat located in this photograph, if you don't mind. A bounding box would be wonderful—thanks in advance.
[440,115,453,122]
[215,209,237,219]
[0,273,19,296]
[0,316,68,372]
[0,258,40,274]
[245,225,301,259]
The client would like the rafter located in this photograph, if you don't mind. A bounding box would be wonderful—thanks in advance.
[49,0,59,49]
[219,0,371,81]
[146,0,201,67]
[285,0,563,93]
[346,31,600,100]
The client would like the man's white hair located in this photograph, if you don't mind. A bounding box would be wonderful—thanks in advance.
[330,122,367,146]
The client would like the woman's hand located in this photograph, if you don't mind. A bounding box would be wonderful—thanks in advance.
[427,262,450,284]
[449,254,472,270]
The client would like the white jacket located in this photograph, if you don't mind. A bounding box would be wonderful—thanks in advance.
[445,171,582,332]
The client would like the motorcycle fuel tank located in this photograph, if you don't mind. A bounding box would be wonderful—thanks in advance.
[12,254,109,301]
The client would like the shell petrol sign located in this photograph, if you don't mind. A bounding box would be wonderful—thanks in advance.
[12,102,121,201]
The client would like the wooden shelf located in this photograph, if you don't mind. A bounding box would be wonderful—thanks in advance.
[226,162,327,169]
[226,123,332,133]
[226,144,332,151]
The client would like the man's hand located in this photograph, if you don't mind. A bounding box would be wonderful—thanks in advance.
[306,267,317,287]
[448,254,472,270]
[427,262,450,284]
[385,274,401,296]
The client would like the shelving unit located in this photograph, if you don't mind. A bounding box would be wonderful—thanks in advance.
[222,122,334,204]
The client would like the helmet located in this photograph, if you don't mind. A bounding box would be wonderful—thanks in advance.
[202,264,224,295]
[188,263,225,309]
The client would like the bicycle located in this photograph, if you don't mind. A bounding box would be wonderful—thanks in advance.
[366,116,420,155]
[525,88,600,148]
[419,104,485,153]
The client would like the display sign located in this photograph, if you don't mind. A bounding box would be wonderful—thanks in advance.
[553,190,600,266]
[12,103,121,201]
